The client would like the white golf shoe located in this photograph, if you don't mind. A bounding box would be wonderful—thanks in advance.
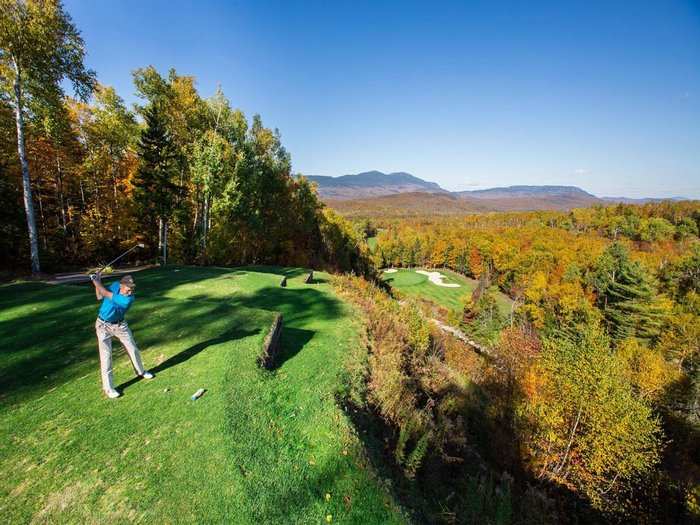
[105,389,121,399]
[141,371,154,380]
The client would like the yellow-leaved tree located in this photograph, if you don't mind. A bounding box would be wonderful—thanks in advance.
[521,324,662,513]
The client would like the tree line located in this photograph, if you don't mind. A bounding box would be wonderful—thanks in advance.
[1,0,371,276]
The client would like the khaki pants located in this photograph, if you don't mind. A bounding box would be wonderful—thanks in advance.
[95,318,145,391]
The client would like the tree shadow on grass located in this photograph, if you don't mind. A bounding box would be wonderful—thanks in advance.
[116,326,260,392]
[118,265,343,326]
[0,281,263,406]
[269,327,314,370]
[184,286,344,326]
[236,265,309,279]
[0,266,336,406]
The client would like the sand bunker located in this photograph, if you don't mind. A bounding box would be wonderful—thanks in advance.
[383,268,398,273]
[416,270,460,287]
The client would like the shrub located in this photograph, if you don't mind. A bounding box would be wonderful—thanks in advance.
[333,275,466,478]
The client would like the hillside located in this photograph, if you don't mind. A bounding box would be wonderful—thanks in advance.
[468,194,603,212]
[325,189,601,218]
[326,192,493,218]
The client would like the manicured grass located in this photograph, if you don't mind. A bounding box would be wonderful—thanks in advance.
[0,266,406,524]
[381,268,512,315]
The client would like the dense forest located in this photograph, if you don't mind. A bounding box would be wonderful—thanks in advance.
[0,1,370,277]
[337,202,699,522]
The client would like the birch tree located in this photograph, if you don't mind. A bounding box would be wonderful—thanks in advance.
[0,0,95,273]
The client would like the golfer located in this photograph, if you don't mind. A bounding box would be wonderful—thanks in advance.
[92,274,154,398]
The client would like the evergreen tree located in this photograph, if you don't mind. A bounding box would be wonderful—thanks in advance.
[591,243,666,342]
[133,103,178,263]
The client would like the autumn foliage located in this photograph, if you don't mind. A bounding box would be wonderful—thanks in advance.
[0,71,372,276]
[336,202,700,521]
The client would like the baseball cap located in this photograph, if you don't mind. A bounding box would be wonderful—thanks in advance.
[120,275,136,290]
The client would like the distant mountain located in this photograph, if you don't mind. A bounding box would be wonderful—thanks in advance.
[307,171,690,214]
[455,185,598,200]
[305,171,446,199]
[454,185,603,210]
[601,196,688,204]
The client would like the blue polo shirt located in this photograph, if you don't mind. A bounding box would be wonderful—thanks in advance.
[98,281,134,323]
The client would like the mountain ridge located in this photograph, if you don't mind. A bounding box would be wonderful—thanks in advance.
[303,171,690,207]
[305,171,446,199]
[455,185,598,200]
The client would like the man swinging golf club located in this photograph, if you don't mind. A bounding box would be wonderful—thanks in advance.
[92,272,154,398]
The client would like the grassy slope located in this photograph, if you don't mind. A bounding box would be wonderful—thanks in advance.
[0,266,405,524]
[382,268,512,315]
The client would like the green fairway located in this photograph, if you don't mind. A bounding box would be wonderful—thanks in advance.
[366,237,378,252]
[0,267,405,524]
[381,268,512,315]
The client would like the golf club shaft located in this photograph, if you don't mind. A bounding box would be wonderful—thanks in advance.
[98,244,142,273]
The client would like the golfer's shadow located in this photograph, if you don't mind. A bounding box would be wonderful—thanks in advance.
[116,327,259,392]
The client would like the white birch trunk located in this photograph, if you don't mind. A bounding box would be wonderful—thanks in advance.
[163,220,168,265]
[158,217,163,264]
[202,193,209,253]
[12,61,41,274]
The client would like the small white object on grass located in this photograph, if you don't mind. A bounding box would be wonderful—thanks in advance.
[191,388,206,400]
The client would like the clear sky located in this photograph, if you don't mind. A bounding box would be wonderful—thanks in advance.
[64,0,700,198]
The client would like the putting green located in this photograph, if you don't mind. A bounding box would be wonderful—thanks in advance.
[0,267,405,524]
[381,268,512,315]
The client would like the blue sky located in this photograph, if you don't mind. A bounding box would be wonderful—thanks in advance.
[64,0,700,198]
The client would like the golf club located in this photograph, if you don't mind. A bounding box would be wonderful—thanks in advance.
[90,243,145,280]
